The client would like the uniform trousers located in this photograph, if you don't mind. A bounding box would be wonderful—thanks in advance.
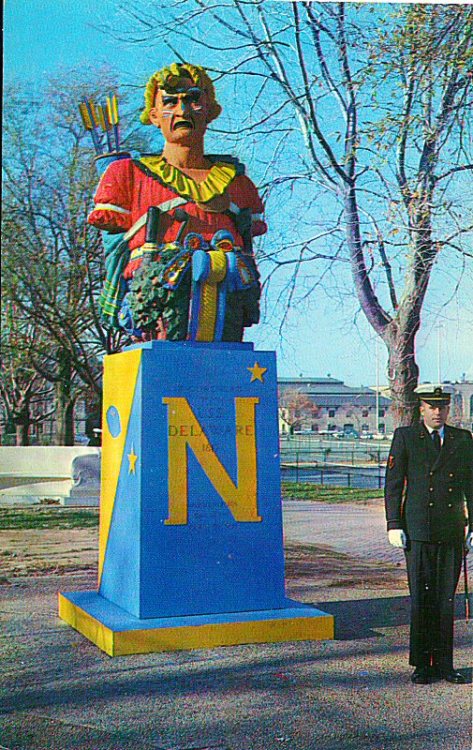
[405,540,463,670]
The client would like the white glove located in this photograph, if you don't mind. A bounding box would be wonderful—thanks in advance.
[466,532,473,552]
[388,529,407,549]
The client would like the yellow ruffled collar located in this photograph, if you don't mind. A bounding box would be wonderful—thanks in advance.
[137,155,236,203]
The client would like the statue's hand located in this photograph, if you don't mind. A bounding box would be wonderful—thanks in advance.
[196,194,230,213]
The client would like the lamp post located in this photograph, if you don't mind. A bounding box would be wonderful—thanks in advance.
[436,322,444,383]
[375,336,380,434]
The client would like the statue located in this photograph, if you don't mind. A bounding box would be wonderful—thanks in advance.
[61,67,334,655]
[84,63,266,342]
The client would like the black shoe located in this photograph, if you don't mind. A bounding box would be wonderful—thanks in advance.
[440,670,467,684]
[411,667,431,684]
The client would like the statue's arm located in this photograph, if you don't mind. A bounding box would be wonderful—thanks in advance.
[88,158,134,234]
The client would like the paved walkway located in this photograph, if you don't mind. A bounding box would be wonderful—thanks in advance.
[1,501,472,749]
[282,500,473,574]
[2,569,471,750]
[283,500,403,563]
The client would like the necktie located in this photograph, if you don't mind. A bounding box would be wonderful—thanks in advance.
[432,430,441,454]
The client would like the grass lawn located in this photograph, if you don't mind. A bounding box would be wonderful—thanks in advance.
[281,482,383,503]
[0,507,99,530]
[0,484,382,530]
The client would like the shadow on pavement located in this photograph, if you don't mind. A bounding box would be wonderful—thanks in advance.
[0,638,429,715]
[317,593,469,640]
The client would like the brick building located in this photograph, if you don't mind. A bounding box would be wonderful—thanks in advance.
[435,379,473,431]
[278,376,393,436]
[278,376,473,436]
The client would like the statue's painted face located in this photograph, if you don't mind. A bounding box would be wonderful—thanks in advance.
[149,76,210,144]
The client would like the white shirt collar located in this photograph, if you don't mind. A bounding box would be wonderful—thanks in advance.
[424,424,445,440]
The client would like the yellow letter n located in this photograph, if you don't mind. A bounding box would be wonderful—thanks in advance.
[163,397,261,525]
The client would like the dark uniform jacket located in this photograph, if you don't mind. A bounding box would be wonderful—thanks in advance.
[385,423,473,544]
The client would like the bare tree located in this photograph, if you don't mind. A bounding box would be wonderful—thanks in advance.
[2,69,151,443]
[108,1,473,424]
[279,388,321,434]
[2,80,104,442]
[0,312,54,445]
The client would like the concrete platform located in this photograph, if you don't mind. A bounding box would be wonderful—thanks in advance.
[59,590,334,656]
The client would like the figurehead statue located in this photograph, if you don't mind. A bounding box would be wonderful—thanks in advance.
[86,62,266,342]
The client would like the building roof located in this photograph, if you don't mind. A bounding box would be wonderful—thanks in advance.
[278,377,344,386]
[278,377,391,407]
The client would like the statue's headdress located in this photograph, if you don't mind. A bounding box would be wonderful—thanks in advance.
[140,63,222,125]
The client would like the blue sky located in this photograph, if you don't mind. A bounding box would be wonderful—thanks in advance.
[5,1,120,82]
[4,0,473,386]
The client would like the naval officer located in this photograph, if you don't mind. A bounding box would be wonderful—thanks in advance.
[385,384,473,684]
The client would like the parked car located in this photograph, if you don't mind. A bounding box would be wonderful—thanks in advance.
[343,429,359,439]
[75,433,90,445]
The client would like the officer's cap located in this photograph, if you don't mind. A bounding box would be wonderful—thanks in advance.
[414,383,452,405]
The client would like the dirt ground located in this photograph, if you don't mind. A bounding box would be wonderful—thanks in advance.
[0,524,408,593]
[0,527,99,581]
[284,541,407,591]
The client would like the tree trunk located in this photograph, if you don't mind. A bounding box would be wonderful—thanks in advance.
[14,396,32,446]
[15,419,30,446]
[383,321,420,426]
[55,388,75,445]
[55,354,75,445]
[382,199,435,426]
[344,176,436,428]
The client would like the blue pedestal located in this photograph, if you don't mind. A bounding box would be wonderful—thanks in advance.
[59,342,333,654]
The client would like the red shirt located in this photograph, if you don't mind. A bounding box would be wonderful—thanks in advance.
[88,157,266,279]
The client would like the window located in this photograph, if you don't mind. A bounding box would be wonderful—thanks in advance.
[311,424,319,432]
[378,408,385,417]
[328,409,335,418]
[362,410,369,418]
[378,423,386,434]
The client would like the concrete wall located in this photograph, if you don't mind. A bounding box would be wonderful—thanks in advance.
[0,447,101,505]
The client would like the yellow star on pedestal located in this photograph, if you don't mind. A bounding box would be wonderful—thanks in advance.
[247,362,267,383]
[127,444,138,475]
